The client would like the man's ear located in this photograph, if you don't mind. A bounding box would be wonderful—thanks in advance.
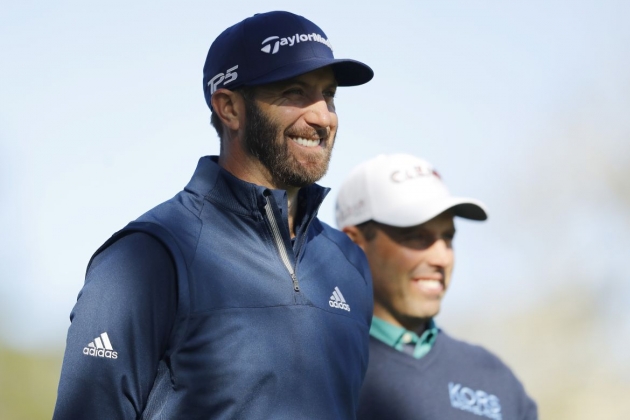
[211,88,244,131]
[342,226,367,251]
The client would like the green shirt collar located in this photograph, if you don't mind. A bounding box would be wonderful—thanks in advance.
[370,316,439,359]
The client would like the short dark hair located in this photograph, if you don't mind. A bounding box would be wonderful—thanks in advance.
[210,86,258,146]
[356,220,378,241]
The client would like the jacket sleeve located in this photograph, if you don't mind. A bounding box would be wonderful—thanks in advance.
[53,232,177,420]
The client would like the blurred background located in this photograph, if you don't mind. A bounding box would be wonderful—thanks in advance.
[1,0,629,418]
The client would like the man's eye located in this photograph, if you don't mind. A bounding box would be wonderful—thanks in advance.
[323,89,336,98]
[285,88,304,96]
[401,235,433,248]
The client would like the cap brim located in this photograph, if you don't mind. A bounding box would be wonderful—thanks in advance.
[450,200,488,221]
[374,196,488,228]
[246,57,374,87]
[330,59,375,86]
[422,196,488,224]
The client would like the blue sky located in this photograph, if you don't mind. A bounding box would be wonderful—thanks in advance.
[1,0,629,363]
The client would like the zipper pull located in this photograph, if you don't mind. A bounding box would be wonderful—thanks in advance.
[291,273,300,292]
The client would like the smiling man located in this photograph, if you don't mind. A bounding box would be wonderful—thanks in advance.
[336,154,538,420]
[54,11,374,420]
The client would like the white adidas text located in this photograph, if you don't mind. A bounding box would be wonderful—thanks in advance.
[83,332,118,360]
[83,347,118,359]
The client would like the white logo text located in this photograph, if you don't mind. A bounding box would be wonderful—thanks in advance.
[83,332,118,360]
[261,33,333,55]
[208,65,239,94]
[449,382,502,420]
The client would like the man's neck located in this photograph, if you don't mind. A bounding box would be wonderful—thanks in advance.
[373,310,431,336]
[286,188,300,238]
[219,152,301,238]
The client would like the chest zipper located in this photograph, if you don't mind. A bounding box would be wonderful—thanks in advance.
[264,196,300,292]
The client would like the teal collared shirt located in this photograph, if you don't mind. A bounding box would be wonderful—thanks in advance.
[369,316,439,359]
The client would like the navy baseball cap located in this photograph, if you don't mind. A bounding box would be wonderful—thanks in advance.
[202,11,374,109]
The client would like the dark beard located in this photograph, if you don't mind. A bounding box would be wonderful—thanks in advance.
[243,98,333,189]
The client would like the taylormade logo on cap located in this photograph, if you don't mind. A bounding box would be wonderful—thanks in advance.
[260,33,333,54]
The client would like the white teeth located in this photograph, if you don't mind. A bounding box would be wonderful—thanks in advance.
[292,137,321,148]
[418,280,442,290]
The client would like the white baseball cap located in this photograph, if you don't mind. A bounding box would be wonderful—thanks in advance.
[335,154,488,229]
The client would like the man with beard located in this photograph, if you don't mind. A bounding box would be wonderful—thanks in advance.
[54,11,374,420]
[336,154,538,420]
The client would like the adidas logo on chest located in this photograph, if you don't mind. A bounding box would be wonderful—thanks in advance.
[329,286,351,312]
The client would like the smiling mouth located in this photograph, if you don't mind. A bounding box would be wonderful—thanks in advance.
[411,278,445,296]
[290,137,322,148]
[416,280,443,291]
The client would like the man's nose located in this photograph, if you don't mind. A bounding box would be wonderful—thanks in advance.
[426,239,452,268]
[303,96,335,130]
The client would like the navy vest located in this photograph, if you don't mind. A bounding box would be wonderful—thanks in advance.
[96,156,374,419]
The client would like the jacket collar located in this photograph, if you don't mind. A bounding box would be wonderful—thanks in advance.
[184,156,330,219]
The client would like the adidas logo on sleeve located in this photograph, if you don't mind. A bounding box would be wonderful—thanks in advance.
[83,332,118,359]
[329,286,351,312]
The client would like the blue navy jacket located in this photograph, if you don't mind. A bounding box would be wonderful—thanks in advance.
[54,156,373,419]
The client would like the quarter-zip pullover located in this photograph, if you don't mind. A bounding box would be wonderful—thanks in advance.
[54,156,374,420]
